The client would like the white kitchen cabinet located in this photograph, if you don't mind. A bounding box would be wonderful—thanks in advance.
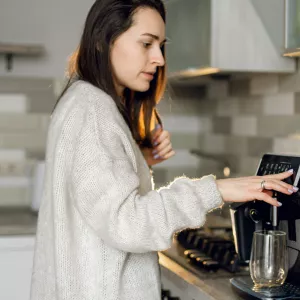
[0,235,35,300]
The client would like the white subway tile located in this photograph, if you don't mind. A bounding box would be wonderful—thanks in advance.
[0,187,30,207]
[0,132,47,150]
[207,80,228,99]
[162,115,211,134]
[162,115,201,134]
[279,72,300,93]
[250,75,279,95]
[232,116,257,136]
[216,98,239,116]
[238,96,264,115]
[0,78,53,92]
[225,136,248,155]
[229,79,249,96]
[198,117,212,133]
[273,137,300,154]
[240,157,261,176]
[263,93,294,115]
[0,114,40,131]
[0,149,26,161]
[203,134,226,154]
[0,176,30,187]
[0,94,27,113]
[257,116,300,137]
[27,90,56,113]
[0,160,34,176]
[153,149,200,168]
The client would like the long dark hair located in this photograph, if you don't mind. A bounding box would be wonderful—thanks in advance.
[54,0,167,148]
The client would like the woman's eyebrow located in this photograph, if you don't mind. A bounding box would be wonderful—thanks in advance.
[141,33,167,43]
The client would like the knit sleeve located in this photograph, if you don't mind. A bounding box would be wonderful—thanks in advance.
[69,101,223,253]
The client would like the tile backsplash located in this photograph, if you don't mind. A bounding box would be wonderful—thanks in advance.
[154,70,300,188]
[1,69,300,208]
[0,77,56,206]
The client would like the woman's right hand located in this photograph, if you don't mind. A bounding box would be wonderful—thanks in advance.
[216,169,298,207]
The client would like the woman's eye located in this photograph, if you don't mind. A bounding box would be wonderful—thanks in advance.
[143,42,151,48]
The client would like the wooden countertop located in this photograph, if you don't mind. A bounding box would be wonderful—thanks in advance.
[159,242,247,300]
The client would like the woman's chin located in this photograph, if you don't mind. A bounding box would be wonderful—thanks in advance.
[128,82,150,92]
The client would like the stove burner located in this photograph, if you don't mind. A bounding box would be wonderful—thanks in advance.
[176,228,247,273]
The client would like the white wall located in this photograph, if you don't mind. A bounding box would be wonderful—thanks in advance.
[0,0,95,78]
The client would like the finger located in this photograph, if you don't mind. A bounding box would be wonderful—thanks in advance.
[157,143,173,158]
[163,150,175,160]
[152,141,172,160]
[261,177,297,193]
[153,138,171,153]
[253,192,281,207]
[152,124,163,142]
[153,130,169,146]
[262,179,295,195]
[271,179,296,190]
[263,169,293,180]
[272,179,298,192]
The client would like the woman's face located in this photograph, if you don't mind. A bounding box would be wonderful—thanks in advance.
[110,7,166,95]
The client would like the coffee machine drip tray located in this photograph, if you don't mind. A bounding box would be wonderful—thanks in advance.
[231,276,300,299]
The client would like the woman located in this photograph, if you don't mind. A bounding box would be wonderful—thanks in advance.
[30,0,297,299]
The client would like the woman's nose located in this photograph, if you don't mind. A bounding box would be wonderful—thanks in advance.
[151,49,165,67]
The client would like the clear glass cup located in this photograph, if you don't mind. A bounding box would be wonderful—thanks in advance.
[250,230,288,288]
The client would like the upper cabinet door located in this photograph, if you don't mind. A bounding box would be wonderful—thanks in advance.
[284,0,300,56]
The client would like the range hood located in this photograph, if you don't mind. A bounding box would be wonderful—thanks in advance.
[165,0,296,80]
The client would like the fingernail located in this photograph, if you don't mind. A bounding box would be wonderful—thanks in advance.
[155,124,161,130]
[293,186,299,192]
[288,169,294,173]
[277,202,282,207]
[288,189,294,193]
[153,141,158,146]
[154,154,160,160]
[152,150,157,154]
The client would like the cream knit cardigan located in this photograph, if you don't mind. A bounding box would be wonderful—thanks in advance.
[30,80,223,300]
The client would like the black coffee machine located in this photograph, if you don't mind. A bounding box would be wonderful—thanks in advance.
[230,154,300,300]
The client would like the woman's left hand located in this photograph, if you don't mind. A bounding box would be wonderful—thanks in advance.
[141,124,175,166]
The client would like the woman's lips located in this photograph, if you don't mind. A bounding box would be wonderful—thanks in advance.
[142,72,154,80]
